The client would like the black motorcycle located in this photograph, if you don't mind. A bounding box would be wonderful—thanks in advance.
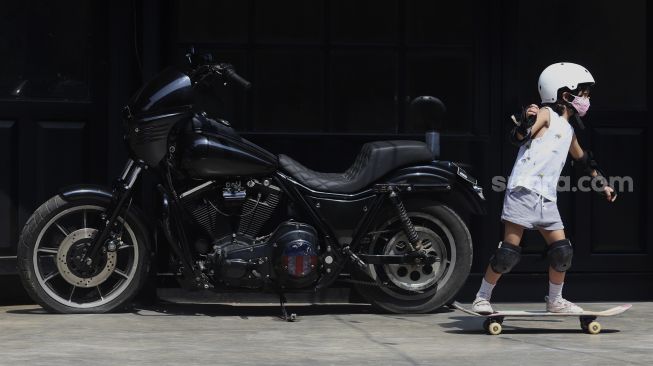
[17,56,485,315]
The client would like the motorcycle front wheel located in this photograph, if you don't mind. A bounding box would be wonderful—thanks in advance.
[353,202,472,313]
[17,194,150,313]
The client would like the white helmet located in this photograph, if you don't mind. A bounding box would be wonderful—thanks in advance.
[538,62,595,103]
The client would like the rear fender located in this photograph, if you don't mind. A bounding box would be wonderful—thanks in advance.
[383,162,486,215]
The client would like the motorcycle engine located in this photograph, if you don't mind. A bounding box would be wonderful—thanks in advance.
[181,179,281,242]
[209,221,319,289]
[179,180,319,289]
[270,221,319,289]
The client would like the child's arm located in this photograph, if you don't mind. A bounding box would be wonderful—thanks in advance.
[569,134,617,202]
[568,134,587,169]
[509,106,548,146]
[528,107,549,138]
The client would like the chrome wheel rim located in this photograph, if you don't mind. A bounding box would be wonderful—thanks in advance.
[369,212,457,300]
[383,227,447,291]
[33,205,139,308]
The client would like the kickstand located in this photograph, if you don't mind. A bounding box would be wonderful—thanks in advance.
[279,293,297,322]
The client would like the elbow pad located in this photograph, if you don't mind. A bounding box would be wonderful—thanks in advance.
[509,125,531,147]
[575,150,601,177]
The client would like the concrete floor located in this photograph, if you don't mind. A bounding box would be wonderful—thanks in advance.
[0,302,650,366]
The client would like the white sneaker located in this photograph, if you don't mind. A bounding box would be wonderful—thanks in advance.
[472,297,494,314]
[545,296,584,313]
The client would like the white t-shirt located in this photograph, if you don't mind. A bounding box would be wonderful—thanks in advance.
[507,107,574,202]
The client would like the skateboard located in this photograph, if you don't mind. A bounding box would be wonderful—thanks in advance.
[451,301,632,335]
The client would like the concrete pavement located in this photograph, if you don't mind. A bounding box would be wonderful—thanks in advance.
[0,301,650,366]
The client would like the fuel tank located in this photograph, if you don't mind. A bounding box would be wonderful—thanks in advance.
[178,114,278,178]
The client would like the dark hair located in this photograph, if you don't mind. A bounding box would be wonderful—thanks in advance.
[543,86,573,115]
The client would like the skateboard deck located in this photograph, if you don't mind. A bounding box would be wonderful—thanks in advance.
[451,301,631,335]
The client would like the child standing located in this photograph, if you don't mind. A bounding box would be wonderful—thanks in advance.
[472,62,616,314]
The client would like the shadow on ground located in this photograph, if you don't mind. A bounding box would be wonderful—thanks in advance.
[6,301,455,319]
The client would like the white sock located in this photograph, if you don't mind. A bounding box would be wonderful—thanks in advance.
[548,281,564,302]
[476,278,495,301]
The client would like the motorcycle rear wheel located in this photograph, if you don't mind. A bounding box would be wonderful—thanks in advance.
[353,202,472,313]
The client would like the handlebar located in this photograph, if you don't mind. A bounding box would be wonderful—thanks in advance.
[189,62,252,92]
[215,64,251,90]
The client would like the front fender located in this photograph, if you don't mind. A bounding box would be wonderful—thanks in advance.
[59,184,114,203]
[383,161,486,215]
[58,184,153,251]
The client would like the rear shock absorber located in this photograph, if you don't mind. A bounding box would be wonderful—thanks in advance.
[388,189,420,251]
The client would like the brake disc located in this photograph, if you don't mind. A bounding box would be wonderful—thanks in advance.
[56,228,117,288]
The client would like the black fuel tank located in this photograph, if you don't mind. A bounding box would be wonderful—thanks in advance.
[178,118,278,178]
[129,68,193,115]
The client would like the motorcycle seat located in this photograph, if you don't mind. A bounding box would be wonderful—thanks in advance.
[278,140,433,193]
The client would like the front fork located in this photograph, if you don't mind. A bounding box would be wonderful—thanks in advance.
[82,159,146,266]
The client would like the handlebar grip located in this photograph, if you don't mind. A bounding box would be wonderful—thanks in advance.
[224,68,251,90]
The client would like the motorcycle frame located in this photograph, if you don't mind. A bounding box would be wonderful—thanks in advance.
[273,171,453,288]
[81,152,484,291]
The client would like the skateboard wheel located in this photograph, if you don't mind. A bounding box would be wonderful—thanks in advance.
[486,321,502,335]
[586,321,601,335]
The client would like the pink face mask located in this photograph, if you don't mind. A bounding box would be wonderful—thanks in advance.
[570,94,590,117]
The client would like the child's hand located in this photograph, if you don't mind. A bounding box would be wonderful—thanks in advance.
[526,104,539,118]
[510,104,540,126]
[603,186,617,202]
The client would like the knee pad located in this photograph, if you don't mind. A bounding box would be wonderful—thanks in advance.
[548,239,573,272]
[490,241,522,274]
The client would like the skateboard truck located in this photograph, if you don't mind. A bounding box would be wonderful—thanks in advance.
[483,317,505,336]
[579,316,601,334]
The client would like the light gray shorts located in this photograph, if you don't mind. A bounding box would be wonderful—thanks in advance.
[501,186,564,231]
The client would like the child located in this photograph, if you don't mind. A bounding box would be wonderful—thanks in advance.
[472,62,617,314]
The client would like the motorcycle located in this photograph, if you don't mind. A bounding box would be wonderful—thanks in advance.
[17,54,485,315]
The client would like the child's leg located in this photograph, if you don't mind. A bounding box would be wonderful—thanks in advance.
[472,221,525,312]
[537,228,567,285]
[484,221,525,284]
[538,228,583,312]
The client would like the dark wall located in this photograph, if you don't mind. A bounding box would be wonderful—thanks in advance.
[0,0,651,300]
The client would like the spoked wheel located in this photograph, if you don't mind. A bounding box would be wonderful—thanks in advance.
[353,203,473,313]
[18,195,150,313]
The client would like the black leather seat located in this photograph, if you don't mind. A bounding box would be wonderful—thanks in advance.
[279,140,433,193]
